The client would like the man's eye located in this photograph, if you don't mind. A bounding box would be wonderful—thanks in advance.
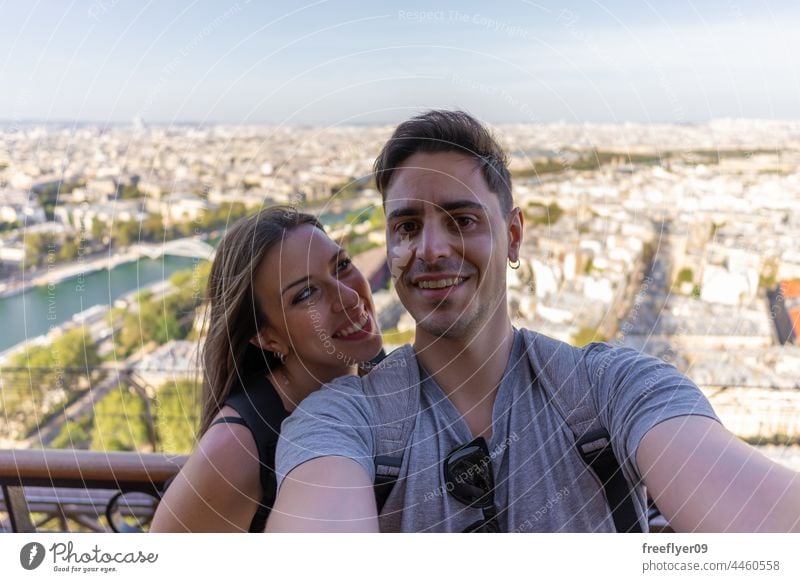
[396,221,418,234]
[453,216,476,228]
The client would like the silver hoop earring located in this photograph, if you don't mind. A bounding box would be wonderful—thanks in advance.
[509,258,521,270]
[274,352,286,363]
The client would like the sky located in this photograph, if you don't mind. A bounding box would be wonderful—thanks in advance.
[1,0,799,124]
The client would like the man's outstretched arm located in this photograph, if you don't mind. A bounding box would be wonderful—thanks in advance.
[265,456,379,532]
[638,415,800,532]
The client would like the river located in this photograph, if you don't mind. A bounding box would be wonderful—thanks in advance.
[0,201,376,354]
[0,256,200,353]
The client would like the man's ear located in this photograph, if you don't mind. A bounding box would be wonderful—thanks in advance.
[249,326,286,355]
[507,207,523,263]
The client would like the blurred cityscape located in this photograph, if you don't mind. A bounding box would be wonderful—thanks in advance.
[1,119,798,471]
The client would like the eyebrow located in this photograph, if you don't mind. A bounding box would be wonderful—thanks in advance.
[386,200,487,222]
[281,248,345,296]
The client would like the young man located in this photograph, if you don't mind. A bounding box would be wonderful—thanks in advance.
[266,110,800,533]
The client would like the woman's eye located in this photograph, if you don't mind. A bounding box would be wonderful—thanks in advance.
[293,287,314,304]
[336,257,352,273]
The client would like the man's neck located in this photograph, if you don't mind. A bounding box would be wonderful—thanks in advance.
[414,309,515,405]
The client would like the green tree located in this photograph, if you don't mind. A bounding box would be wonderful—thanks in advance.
[114,312,145,357]
[34,182,61,220]
[91,385,152,452]
[676,268,694,285]
[155,379,200,453]
[114,295,183,356]
[141,301,182,344]
[24,232,57,269]
[169,269,193,289]
[117,184,145,200]
[141,213,166,241]
[113,220,140,246]
[111,265,209,358]
[57,238,79,262]
[91,218,106,241]
[523,202,564,227]
[0,219,21,233]
[166,262,209,325]
[56,328,101,368]
[0,329,101,429]
[177,222,195,237]
[199,202,249,231]
[50,418,92,449]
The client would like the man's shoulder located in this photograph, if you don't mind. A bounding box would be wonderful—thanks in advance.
[360,344,418,394]
[293,374,366,415]
[517,327,587,365]
[315,372,365,398]
[518,327,652,363]
[577,341,671,371]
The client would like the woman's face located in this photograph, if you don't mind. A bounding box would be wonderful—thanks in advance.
[253,224,382,378]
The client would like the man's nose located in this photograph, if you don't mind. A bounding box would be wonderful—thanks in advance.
[417,223,452,263]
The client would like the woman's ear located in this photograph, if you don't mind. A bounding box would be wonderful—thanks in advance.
[249,326,285,355]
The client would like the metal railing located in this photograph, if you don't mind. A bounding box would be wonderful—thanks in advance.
[0,447,675,533]
[0,448,187,533]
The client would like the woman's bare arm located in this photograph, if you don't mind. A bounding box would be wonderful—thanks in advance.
[151,421,262,532]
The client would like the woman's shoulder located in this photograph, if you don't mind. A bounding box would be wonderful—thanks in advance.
[151,409,262,532]
[200,406,260,464]
[185,411,262,504]
[223,373,288,440]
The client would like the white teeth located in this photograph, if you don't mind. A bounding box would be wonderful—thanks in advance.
[335,312,369,338]
[417,277,464,289]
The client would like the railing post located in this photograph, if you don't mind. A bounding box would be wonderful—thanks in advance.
[2,484,36,533]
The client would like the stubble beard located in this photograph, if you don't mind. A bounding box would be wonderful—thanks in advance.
[413,283,504,343]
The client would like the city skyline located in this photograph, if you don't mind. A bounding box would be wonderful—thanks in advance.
[2,0,800,124]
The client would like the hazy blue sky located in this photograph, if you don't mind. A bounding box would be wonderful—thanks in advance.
[1,0,799,124]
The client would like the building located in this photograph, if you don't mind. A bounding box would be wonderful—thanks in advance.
[0,189,46,224]
[131,340,199,390]
[156,192,211,226]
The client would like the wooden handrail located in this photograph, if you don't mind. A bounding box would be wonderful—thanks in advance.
[0,448,187,490]
[1,449,673,533]
[0,448,188,533]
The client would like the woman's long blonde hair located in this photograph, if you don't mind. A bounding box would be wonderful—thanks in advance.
[198,206,323,437]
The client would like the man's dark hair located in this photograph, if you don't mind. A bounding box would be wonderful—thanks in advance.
[373,110,513,214]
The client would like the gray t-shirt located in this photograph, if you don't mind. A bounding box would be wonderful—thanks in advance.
[276,331,719,532]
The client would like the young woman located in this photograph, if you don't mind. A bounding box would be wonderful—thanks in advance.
[151,206,383,532]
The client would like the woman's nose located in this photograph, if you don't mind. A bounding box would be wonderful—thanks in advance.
[331,281,361,313]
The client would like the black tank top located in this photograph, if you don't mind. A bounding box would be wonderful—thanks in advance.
[210,371,288,532]
[208,350,385,532]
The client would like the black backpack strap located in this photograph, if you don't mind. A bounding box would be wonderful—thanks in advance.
[373,455,402,513]
[576,428,642,533]
[223,373,288,532]
[362,345,420,513]
[210,416,249,428]
[522,330,643,533]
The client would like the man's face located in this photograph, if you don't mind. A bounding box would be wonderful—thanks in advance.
[384,151,522,342]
